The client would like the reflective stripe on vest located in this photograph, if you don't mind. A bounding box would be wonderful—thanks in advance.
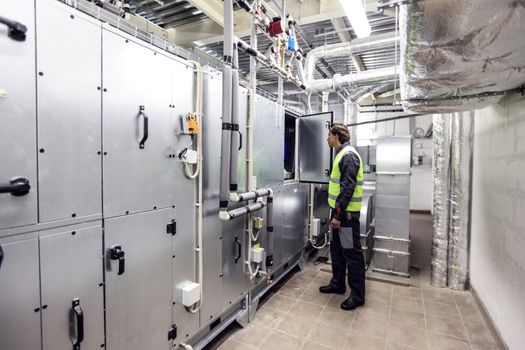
[328,145,363,211]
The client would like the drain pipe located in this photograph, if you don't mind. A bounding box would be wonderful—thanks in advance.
[230,45,241,194]
[219,0,234,219]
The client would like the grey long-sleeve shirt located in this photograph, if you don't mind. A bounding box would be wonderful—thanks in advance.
[333,142,361,221]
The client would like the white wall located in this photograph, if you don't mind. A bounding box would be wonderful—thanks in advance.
[470,94,525,349]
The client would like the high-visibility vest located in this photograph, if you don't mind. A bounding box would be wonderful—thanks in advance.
[328,145,363,211]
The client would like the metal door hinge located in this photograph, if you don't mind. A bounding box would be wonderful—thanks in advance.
[166,221,177,235]
[167,324,177,340]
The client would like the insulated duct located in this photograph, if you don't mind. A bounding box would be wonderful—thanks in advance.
[308,66,399,93]
[431,114,451,288]
[304,33,399,83]
[230,46,241,193]
[400,1,525,112]
[448,111,473,290]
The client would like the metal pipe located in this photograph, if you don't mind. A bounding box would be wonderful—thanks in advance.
[230,188,272,203]
[308,66,399,93]
[221,201,267,221]
[304,33,399,83]
[219,0,235,211]
[230,46,240,193]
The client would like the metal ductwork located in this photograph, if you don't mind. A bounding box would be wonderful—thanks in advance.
[400,0,525,112]
[307,66,399,93]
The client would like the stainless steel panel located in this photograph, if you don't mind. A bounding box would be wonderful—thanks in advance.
[376,174,411,197]
[282,182,308,262]
[200,71,223,323]
[253,95,284,187]
[372,248,410,276]
[298,112,333,183]
[0,0,38,230]
[40,223,104,350]
[36,0,102,222]
[374,235,410,253]
[102,30,174,217]
[313,184,330,236]
[0,237,41,350]
[221,213,249,307]
[376,136,412,173]
[105,209,174,350]
[375,205,410,238]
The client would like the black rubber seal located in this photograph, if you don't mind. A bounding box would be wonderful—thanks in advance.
[222,122,233,130]
[230,184,238,191]
[220,201,228,208]
[267,227,274,232]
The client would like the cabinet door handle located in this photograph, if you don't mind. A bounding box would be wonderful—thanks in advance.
[0,244,4,271]
[110,245,125,275]
[71,298,84,350]
[138,105,149,149]
[0,16,27,41]
[234,236,242,264]
[0,177,30,196]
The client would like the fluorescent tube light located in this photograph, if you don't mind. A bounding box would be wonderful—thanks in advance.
[338,0,372,38]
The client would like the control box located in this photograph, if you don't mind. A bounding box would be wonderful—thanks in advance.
[176,282,201,307]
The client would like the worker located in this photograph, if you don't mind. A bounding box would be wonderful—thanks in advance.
[319,123,365,310]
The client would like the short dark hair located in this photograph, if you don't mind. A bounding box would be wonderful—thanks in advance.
[329,123,350,144]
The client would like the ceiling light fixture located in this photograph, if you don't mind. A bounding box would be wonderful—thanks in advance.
[338,0,371,38]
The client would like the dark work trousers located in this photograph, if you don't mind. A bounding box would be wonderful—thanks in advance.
[329,210,366,304]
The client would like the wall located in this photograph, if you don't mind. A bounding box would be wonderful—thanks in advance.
[470,94,525,349]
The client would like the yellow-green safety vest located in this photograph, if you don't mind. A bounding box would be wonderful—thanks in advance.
[328,145,363,211]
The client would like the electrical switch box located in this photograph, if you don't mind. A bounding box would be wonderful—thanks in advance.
[179,113,200,135]
[176,282,200,307]
[250,247,265,264]
[312,218,321,237]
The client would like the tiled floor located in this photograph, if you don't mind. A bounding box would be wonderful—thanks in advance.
[215,264,502,350]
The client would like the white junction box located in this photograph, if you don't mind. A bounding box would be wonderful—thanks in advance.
[312,218,321,237]
[176,281,201,307]
[250,247,265,264]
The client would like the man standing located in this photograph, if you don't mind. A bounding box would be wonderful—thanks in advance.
[319,123,366,310]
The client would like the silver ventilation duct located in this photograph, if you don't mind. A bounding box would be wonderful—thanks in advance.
[308,66,399,93]
[448,111,473,290]
[400,0,525,112]
[431,114,451,288]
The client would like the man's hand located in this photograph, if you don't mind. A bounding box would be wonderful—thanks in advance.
[330,218,341,229]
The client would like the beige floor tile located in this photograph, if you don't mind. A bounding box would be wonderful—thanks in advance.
[350,314,388,339]
[313,271,332,285]
[300,288,332,307]
[392,295,424,313]
[469,343,500,350]
[393,285,422,298]
[277,313,315,338]
[452,291,476,308]
[366,290,393,306]
[389,307,426,329]
[258,330,303,350]
[386,341,419,350]
[428,332,470,350]
[317,306,355,330]
[288,273,316,288]
[263,294,298,313]
[423,301,460,319]
[387,323,429,349]
[297,267,321,278]
[355,300,390,321]
[217,338,259,350]
[232,324,272,348]
[366,280,394,295]
[344,331,386,350]
[326,293,349,309]
[288,301,324,320]
[422,288,456,305]
[251,306,287,329]
[278,283,306,299]
[426,315,468,340]
[458,304,486,325]
[464,321,499,348]
[307,320,349,349]
[301,340,335,350]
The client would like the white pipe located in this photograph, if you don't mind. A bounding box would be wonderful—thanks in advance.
[186,61,204,314]
[304,33,399,83]
[308,66,399,93]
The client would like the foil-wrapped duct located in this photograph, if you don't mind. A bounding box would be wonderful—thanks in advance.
[400,0,525,112]
[431,114,451,287]
[448,111,473,290]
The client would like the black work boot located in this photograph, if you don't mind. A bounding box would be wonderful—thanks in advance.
[319,285,346,294]
[340,297,364,310]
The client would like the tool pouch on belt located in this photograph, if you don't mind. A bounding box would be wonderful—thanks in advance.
[339,227,354,249]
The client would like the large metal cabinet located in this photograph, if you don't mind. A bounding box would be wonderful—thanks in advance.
[102,29,174,217]
[298,112,333,184]
[0,0,38,230]
[40,224,105,350]
[0,238,41,350]
[36,0,102,222]
[0,223,104,350]
[282,182,308,261]
[104,208,175,350]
